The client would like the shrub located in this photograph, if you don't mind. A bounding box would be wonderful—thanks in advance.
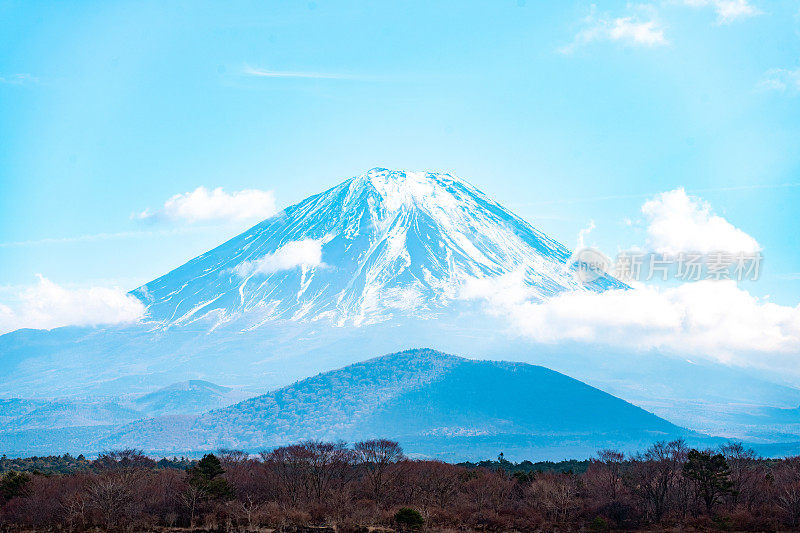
[395,507,424,530]
[0,471,31,500]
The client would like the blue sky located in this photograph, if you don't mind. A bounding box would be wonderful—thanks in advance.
[2,0,800,314]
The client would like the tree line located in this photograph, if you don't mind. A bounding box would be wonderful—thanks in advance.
[1,439,799,531]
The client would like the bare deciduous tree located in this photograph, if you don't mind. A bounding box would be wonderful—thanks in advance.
[4,440,800,531]
[627,439,688,521]
[353,439,404,505]
[775,457,800,527]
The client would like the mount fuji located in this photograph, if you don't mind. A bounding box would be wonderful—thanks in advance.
[132,168,622,330]
[0,167,628,399]
[1,168,799,452]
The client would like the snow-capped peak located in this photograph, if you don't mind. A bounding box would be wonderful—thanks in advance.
[352,168,465,212]
[132,168,623,329]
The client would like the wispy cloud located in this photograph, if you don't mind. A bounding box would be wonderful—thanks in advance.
[759,67,800,93]
[682,0,761,24]
[135,186,277,224]
[243,65,362,80]
[0,227,207,248]
[561,8,668,53]
[2,188,278,248]
[510,182,800,207]
[0,73,38,85]
[234,239,325,277]
[561,0,761,54]
[575,220,596,250]
[4,188,279,246]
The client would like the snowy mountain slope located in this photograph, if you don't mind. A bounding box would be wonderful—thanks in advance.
[104,349,696,459]
[132,168,624,329]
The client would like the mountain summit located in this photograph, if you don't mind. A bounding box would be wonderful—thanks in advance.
[133,168,622,329]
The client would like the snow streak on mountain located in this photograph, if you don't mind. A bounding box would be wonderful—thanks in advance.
[132,168,623,329]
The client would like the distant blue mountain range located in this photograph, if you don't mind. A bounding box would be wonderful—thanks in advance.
[0,349,706,460]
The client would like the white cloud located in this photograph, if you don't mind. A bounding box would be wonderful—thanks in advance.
[0,276,145,335]
[234,239,324,277]
[607,17,668,45]
[759,67,800,93]
[136,186,277,224]
[461,269,537,308]
[562,10,667,53]
[243,65,360,80]
[642,188,760,255]
[461,188,782,370]
[576,220,596,250]
[461,273,800,368]
[561,1,759,54]
[683,0,761,24]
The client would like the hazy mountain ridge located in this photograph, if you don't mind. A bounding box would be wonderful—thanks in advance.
[0,379,246,433]
[0,398,140,431]
[103,349,696,459]
[129,379,243,417]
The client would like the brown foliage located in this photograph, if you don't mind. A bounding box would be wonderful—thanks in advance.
[0,439,798,531]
